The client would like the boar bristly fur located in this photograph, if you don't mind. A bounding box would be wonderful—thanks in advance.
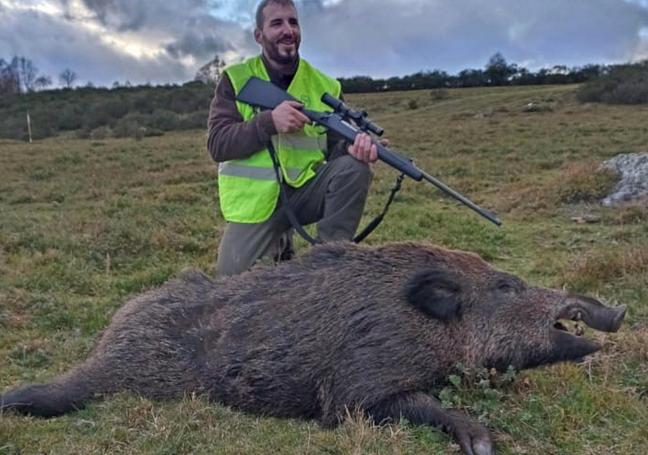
[1,242,625,455]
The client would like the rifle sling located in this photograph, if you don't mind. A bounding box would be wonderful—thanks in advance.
[267,140,321,246]
[266,141,402,246]
[353,172,404,243]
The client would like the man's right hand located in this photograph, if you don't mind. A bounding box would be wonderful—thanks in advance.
[271,101,310,134]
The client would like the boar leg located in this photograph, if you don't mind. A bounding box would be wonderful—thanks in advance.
[1,361,106,417]
[368,392,494,455]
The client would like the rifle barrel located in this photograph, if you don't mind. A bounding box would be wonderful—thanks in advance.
[420,170,502,226]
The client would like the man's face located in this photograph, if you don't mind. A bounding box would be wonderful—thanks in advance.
[255,3,301,65]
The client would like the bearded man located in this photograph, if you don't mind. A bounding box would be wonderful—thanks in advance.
[208,0,378,276]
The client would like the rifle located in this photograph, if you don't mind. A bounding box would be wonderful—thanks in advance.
[237,76,502,226]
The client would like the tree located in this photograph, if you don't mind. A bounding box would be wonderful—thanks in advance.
[456,68,486,87]
[195,55,226,85]
[0,58,20,96]
[59,68,77,88]
[16,57,38,92]
[34,75,52,91]
[484,52,518,86]
[0,56,46,94]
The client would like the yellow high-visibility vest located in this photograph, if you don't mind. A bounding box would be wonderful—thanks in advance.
[219,55,341,223]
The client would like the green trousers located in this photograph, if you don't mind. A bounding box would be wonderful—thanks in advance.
[216,155,372,276]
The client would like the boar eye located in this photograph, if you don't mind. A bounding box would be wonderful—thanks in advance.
[496,281,517,294]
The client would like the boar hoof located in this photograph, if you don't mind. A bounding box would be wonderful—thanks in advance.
[454,422,494,455]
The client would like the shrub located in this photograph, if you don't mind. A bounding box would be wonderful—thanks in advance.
[90,126,112,140]
[554,161,619,204]
[148,109,180,131]
[75,127,91,139]
[178,111,208,130]
[144,128,164,137]
[84,104,113,130]
[577,61,648,104]
[0,115,27,140]
[430,89,450,101]
[57,103,83,130]
[562,247,648,291]
[495,161,620,215]
[133,93,155,114]
[113,119,141,139]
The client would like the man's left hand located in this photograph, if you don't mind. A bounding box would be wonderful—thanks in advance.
[347,133,388,163]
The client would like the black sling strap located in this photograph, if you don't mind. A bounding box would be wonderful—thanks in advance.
[352,172,404,243]
[267,140,403,246]
[267,140,321,245]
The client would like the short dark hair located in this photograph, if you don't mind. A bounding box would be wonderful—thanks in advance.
[255,0,297,29]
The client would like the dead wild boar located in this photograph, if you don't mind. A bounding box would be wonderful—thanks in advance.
[1,242,626,455]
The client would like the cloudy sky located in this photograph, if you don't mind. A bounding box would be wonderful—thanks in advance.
[1,0,648,87]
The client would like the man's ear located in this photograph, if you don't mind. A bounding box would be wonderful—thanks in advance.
[405,270,463,321]
[254,28,262,45]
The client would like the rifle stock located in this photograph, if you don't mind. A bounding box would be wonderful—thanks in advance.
[237,77,501,226]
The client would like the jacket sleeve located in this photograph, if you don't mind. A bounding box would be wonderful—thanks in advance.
[207,73,277,162]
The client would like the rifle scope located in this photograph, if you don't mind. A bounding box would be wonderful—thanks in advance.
[321,93,384,137]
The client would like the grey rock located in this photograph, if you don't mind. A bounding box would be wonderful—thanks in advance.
[602,152,648,206]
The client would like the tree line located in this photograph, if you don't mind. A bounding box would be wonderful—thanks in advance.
[338,53,607,92]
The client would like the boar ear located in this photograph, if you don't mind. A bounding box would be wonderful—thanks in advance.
[405,270,463,321]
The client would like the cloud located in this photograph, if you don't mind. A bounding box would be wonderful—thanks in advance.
[63,0,257,61]
[74,0,148,31]
[163,14,256,61]
[1,0,647,86]
[0,4,189,85]
[0,0,257,85]
[296,0,648,77]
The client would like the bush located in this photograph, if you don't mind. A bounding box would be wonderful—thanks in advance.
[147,109,180,131]
[58,103,84,130]
[75,127,91,139]
[554,162,619,203]
[84,104,114,130]
[430,89,450,101]
[0,115,27,140]
[90,126,112,140]
[577,61,648,104]
[113,121,138,138]
[142,127,163,137]
[178,111,208,130]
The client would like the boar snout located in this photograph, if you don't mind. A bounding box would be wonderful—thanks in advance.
[563,295,627,333]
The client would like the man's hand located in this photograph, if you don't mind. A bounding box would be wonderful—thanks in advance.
[271,101,310,134]
[347,133,389,163]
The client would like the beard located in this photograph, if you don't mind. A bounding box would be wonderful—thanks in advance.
[262,34,300,65]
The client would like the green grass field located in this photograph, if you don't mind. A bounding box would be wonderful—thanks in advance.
[1,84,647,454]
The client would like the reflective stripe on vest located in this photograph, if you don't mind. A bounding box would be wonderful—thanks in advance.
[217,55,341,223]
[219,162,302,181]
[272,132,327,151]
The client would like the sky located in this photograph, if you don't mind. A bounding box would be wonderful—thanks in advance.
[1,0,648,87]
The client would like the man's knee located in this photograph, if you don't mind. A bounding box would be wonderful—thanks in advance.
[216,221,290,277]
[330,154,373,185]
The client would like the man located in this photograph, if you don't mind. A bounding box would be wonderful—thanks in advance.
[208,0,378,276]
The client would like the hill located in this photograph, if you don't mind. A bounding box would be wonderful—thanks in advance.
[1,83,647,454]
[0,81,213,141]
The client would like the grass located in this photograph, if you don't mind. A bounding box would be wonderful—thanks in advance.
[1,84,647,454]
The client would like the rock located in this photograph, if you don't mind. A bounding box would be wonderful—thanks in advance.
[601,153,648,206]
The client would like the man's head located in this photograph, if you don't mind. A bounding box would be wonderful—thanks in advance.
[254,0,301,66]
